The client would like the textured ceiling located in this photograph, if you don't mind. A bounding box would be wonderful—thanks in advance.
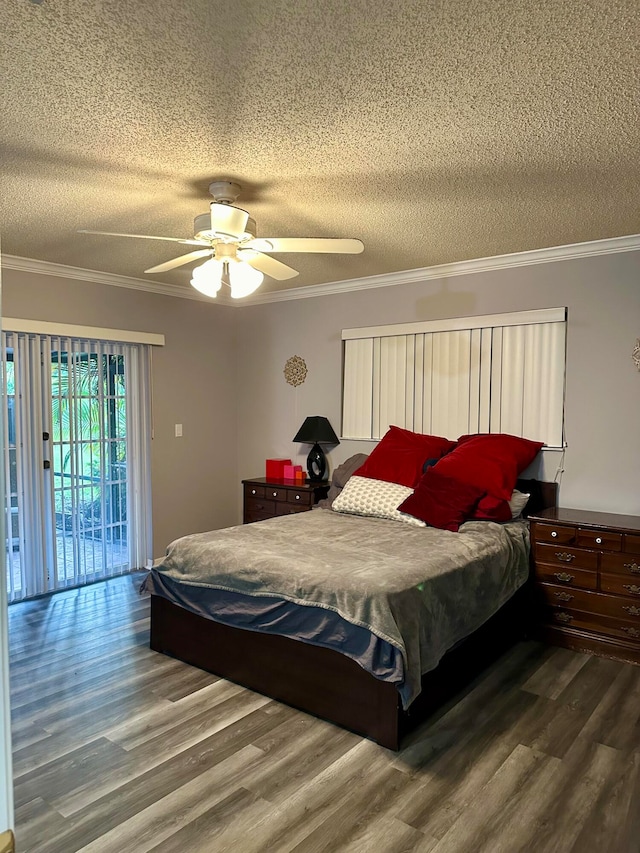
[1,0,639,298]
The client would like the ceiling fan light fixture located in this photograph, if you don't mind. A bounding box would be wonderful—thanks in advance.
[210,202,250,240]
[190,257,223,298]
[228,259,264,299]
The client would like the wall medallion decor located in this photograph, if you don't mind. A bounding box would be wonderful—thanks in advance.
[284,355,308,386]
[633,339,640,372]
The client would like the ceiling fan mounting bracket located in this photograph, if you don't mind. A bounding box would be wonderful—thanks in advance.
[208,180,242,204]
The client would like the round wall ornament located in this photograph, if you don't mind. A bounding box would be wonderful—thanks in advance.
[284,355,308,386]
[633,339,640,372]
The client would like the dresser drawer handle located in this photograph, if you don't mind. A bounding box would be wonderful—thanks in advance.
[623,562,640,574]
[251,489,257,495]
[554,572,574,583]
[273,491,278,497]
[623,585,640,595]
[551,531,558,538]
[554,591,574,602]
[295,495,300,500]
[595,537,602,545]
[622,605,640,617]
[554,612,573,623]
[555,552,575,563]
[622,627,640,639]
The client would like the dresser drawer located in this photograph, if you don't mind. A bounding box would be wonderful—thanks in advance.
[538,583,640,620]
[600,553,640,577]
[534,543,598,571]
[576,528,622,551]
[625,534,640,555]
[546,609,640,643]
[532,523,576,545]
[276,503,310,516]
[600,575,640,597]
[534,563,598,590]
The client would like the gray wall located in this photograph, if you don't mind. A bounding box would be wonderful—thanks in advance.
[3,269,239,558]
[4,247,639,561]
[236,250,640,516]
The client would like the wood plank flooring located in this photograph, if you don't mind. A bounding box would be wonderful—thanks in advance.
[8,574,640,852]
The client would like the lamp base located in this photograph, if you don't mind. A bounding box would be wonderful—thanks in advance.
[306,443,327,481]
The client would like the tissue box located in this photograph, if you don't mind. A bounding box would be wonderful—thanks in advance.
[266,458,291,479]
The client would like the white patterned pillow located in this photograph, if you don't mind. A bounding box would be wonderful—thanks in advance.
[332,476,426,527]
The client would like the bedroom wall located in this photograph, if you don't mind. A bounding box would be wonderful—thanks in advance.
[2,269,239,559]
[235,249,640,518]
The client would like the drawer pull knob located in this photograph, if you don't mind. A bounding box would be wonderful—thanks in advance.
[623,585,640,595]
[622,605,640,616]
[551,531,558,538]
[554,572,574,583]
[554,612,573,623]
[554,591,574,602]
[295,495,300,500]
[623,562,640,574]
[251,489,256,495]
[273,492,278,497]
[595,537,602,545]
[555,552,575,563]
[622,627,640,639]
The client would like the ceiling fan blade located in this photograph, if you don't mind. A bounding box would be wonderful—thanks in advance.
[78,229,207,247]
[145,249,212,274]
[246,237,364,254]
[237,249,299,280]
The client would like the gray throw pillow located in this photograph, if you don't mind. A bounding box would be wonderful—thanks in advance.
[315,453,370,509]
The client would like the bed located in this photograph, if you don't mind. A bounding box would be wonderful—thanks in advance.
[145,444,557,750]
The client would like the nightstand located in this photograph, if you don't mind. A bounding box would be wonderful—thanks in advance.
[529,507,640,664]
[242,477,329,524]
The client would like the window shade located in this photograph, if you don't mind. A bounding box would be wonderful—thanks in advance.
[342,308,566,447]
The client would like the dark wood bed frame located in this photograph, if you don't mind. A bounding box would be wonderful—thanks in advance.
[149,479,558,750]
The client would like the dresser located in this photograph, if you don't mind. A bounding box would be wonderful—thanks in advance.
[242,477,329,524]
[529,507,640,663]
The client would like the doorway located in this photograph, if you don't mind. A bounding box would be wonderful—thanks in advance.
[3,331,153,602]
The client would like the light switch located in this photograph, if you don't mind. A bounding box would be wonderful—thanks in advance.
[175,423,183,437]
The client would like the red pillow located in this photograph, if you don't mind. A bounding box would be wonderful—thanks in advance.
[433,433,544,502]
[398,469,485,532]
[355,426,455,488]
[472,493,512,522]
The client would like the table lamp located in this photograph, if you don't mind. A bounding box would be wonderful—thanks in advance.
[293,416,340,481]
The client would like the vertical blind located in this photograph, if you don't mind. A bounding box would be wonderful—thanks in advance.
[3,331,153,601]
[342,308,567,447]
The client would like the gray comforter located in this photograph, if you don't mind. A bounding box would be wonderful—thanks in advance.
[151,508,530,707]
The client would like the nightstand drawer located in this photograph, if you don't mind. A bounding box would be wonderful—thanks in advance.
[244,484,266,500]
[244,497,274,516]
[576,529,622,551]
[533,523,576,545]
[600,553,640,577]
[534,543,598,571]
[534,564,598,590]
[284,488,313,507]
[276,503,310,516]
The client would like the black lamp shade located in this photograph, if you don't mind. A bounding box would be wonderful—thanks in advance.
[293,416,339,481]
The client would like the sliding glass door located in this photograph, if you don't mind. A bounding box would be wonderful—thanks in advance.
[3,332,152,602]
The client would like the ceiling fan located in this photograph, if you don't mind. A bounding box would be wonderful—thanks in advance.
[79,181,364,299]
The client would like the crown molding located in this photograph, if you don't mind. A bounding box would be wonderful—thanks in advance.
[2,232,639,307]
[0,255,235,305]
[246,232,640,304]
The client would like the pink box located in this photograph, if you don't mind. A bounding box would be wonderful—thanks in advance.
[266,458,291,479]
[283,464,296,480]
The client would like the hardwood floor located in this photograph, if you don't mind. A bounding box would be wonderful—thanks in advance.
[8,574,640,852]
